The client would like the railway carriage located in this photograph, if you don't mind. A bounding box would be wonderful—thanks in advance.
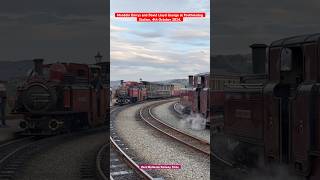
[142,81,172,99]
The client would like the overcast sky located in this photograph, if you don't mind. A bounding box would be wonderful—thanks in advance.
[213,0,320,55]
[0,0,107,63]
[110,0,210,81]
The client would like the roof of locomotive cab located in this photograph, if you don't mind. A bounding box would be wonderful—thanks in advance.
[270,33,320,47]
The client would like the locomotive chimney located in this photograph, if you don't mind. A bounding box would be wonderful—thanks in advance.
[201,76,205,87]
[250,44,267,74]
[120,80,124,85]
[188,75,193,87]
[33,58,44,75]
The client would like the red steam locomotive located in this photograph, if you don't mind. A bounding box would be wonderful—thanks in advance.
[215,33,320,179]
[115,81,147,105]
[180,73,210,121]
[180,72,240,127]
[115,80,176,105]
[12,59,109,135]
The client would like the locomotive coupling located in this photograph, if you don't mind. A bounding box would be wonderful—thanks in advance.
[48,119,64,131]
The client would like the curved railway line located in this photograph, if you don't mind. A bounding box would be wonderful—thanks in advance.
[139,100,211,156]
[173,102,182,115]
[0,136,45,179]
[139,100,242,179]
[107,105,155,180]
[0,121,110,180]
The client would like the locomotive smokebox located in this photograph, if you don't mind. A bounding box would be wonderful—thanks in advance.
[188,75,193,87]
[33,58,44,75]
[250,44,267,74]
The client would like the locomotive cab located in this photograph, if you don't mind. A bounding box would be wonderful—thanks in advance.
[264,34,320,178]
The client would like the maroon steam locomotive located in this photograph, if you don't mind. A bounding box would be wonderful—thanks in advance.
[115,80,176,105]
[180,72,240,127]
[12,59,109,135]
[115,81,147,105]
[215,33,320,179]
[180,73,210,124]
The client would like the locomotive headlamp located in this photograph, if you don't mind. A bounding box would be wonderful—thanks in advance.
[95,52,103,63]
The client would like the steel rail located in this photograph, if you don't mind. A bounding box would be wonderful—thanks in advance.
[96,143,108,180]
[110,137,153,180]
[139,101,234,167]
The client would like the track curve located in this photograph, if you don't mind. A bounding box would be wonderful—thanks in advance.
[107,105,155,180]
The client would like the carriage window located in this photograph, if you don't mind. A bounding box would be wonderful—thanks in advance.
[281,48,292,71]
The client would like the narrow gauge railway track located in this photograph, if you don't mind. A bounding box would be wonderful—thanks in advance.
[109,137,153,180]
[139,101,235,167]
[169,102,183,119]
[146,101,248,180]
[106,104,155,180]
[173,102,182,115]
[139,100,211,156]
[0,124,110,180]
[0,137,41,179]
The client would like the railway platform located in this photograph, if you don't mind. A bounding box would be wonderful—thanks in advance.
[0,118,21,143]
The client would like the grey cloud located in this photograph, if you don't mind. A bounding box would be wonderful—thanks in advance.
[0,0,107,61]
[0,0,107,17]
[213,0,320,54]
[131,31,163,38]
[0,13,94,26]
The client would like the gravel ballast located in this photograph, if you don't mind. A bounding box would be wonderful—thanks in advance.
[153,101,210,143]
[115,101,210,180]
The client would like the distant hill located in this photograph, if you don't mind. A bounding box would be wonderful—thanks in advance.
[211,54,252,74]
[155,79,188,86]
